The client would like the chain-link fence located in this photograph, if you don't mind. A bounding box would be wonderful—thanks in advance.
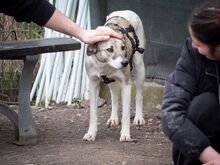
[0,14,43,104]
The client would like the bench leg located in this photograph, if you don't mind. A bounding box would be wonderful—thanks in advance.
[17,55,39,145]
[0,103,19,139]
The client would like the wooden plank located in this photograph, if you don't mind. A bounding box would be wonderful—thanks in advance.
[0,37,81,59]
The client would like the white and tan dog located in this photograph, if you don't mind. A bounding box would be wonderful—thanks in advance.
[83,10,146,142]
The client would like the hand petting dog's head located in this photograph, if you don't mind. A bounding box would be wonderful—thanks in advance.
[87,30,129,69]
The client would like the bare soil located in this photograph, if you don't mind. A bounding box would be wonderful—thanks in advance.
[0,101,172,165]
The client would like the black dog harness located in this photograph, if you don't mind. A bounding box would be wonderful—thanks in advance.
[105,17,145,55]
[101,16,145,84]
[101,75,115,84]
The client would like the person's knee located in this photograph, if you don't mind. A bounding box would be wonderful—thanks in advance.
[188,92,218,118]
[188,92,220,135]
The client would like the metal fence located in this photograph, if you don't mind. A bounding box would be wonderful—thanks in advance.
[0,14,43,104]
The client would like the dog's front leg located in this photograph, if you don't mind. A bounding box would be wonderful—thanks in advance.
[83,80,100,141]
[120,84,131,142]
[107,83,119,127]
[133,54,145,126]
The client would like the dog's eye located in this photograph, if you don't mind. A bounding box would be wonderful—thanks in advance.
[106,47,114,53]
[121,45,125,51]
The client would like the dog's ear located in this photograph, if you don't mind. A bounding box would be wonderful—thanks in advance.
[87,43,98,56]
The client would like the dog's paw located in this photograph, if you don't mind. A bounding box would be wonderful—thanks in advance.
[119,134,131,142]
[107,118,119,128]
[83,133,96,141]
[133,116,145,126]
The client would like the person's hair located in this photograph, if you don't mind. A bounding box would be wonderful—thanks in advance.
[189,0,220,53]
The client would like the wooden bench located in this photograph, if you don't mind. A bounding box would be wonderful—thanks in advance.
[0,37,81,145]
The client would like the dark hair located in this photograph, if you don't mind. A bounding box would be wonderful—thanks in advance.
[189,0,220,52]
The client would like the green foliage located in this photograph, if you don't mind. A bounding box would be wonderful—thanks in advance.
[0,15,44,103]
[0,70,19,90]
[18,22,44,40]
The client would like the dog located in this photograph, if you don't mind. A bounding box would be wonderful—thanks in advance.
[83,10,146,142]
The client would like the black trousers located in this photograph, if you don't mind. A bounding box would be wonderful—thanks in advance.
[173,92,220,165]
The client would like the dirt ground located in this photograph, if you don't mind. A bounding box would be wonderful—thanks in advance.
[0,101,172,165]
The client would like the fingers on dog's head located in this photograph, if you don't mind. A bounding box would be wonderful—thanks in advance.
[87,43,98,56]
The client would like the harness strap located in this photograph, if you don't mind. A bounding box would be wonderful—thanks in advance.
[101,75,115,84]
[124,25,145,54]
[105,22,145,55]
[101,16,144,84]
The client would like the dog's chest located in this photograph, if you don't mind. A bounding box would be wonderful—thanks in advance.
[86,57,130,83]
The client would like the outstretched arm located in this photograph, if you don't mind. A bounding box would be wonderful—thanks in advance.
[45,9,122,44]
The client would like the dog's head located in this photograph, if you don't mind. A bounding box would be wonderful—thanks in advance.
[87,34,129,69]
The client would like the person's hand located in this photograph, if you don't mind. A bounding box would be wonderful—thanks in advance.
[78,26,123,44]
[203,156,220,165]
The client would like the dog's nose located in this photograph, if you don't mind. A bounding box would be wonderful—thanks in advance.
[121,60,128,67]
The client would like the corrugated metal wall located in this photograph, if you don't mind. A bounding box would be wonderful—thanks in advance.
[90,0,204,82]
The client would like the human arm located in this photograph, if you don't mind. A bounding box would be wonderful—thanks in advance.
[0,0,122,44]
[44,9,123,44]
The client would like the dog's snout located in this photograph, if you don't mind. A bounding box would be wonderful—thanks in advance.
[121,60,129,67]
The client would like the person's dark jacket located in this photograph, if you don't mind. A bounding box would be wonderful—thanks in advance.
[0,0,55,26]
[161,37,219,159]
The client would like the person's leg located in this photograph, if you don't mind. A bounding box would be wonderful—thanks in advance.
[172,92,220,165]
[172,145,184,165]
[172,145,200,165]
[187,92,220,136]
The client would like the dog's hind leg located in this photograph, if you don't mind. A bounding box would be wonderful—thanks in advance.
[83,80,100,141]
[107,83,119,127]
[132,53,145,126]
[120,83,131,142]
